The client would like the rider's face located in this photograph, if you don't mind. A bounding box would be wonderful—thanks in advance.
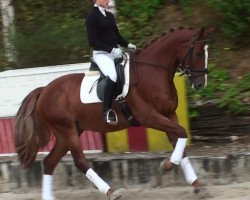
[95,0,110,9]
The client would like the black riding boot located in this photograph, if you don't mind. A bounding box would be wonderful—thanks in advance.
[103,78,118,125]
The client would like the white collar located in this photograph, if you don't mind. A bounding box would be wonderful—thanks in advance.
[94,4,106,17]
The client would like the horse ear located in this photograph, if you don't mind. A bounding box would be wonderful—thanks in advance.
[198,26,205,38]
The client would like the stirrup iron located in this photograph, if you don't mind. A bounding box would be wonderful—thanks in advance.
[105,109,118,125]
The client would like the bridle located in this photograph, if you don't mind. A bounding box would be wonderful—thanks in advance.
[178,37,209,77]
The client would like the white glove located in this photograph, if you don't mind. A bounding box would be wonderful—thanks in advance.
[111,48,122,58]
[128,43,136,51]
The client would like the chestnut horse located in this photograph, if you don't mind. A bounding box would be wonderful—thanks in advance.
[14,27,214,200]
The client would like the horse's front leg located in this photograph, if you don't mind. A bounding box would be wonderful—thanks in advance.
[160,113,188,170]
[136,108,188,166]
[129,91,205,193]
[137,108,202,189]
[160,113,205,193]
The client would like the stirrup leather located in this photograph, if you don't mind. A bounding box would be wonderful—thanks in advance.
[105,109,118,125]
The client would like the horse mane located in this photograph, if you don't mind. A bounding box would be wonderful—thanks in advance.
[135,26,195,54]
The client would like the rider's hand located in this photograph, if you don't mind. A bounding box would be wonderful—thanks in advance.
[111,48,122,58]
[127,43,136,51]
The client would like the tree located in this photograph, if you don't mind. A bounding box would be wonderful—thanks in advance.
[0,0,16,64]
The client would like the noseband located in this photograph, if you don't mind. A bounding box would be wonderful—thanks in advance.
[178,37,209,77]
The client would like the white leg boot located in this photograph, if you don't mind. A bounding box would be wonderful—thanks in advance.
[170,138,187,165]
[42,174,54,200]
[180,156,198,185]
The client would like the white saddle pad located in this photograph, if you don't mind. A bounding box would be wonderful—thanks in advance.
[80,58,130,104]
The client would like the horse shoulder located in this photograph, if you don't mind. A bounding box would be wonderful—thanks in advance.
[156,95,178,115]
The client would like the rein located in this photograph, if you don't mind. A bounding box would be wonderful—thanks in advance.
[133,60,167,69]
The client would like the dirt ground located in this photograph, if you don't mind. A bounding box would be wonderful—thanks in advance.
[0,140,249,200]
[0,182,249,200]
[187,135,250,157]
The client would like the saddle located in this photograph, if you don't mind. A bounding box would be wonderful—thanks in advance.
[81,55,139,126]
[89,57,125,101]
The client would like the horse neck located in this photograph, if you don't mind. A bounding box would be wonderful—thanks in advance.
[136,32,189,76]
[130,54,176,100]
[134,32,188,77]
[130,31,191,99]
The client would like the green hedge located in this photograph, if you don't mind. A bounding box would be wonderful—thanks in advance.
[207,0,250,41]
[180,0,250,44]
[116,0,164,45]
[11,0,165,68]
[187,66,250,117]
[13,0,92,68]
[7,0,250,68]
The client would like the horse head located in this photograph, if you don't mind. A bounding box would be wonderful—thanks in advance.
[134,27,215,90]
[177,27,215,89]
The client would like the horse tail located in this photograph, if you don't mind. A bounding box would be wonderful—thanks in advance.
[14,87,45,167]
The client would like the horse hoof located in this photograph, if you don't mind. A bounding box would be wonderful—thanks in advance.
[159,159,174,173]
[193,186,210,198]
[109,188,125,200]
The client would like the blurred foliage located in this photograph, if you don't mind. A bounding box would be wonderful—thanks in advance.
[180,0,250,45]
[188,65,250,117]
[116,0,164,46]
[7,0,165,68]
[14,19,87,67]
[0,49,8,71]
[207,0,250,42]
[179,0,194,16]
[218,73,250,114]
[0,0,248,68]
[12,0,92,68]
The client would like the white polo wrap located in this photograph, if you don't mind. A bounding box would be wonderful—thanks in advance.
[170,138,187,165]
[180,156,198,185]
[86,168,111,194]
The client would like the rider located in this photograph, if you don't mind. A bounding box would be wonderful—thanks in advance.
[86,0,136,125]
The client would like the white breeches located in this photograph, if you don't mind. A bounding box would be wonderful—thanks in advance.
[93,51,117,82]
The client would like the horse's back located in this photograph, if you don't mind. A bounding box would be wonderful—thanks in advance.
[47,73,85,88]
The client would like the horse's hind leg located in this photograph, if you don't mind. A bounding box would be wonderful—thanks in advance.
[42,133,69,200]
[67,128,122,200]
